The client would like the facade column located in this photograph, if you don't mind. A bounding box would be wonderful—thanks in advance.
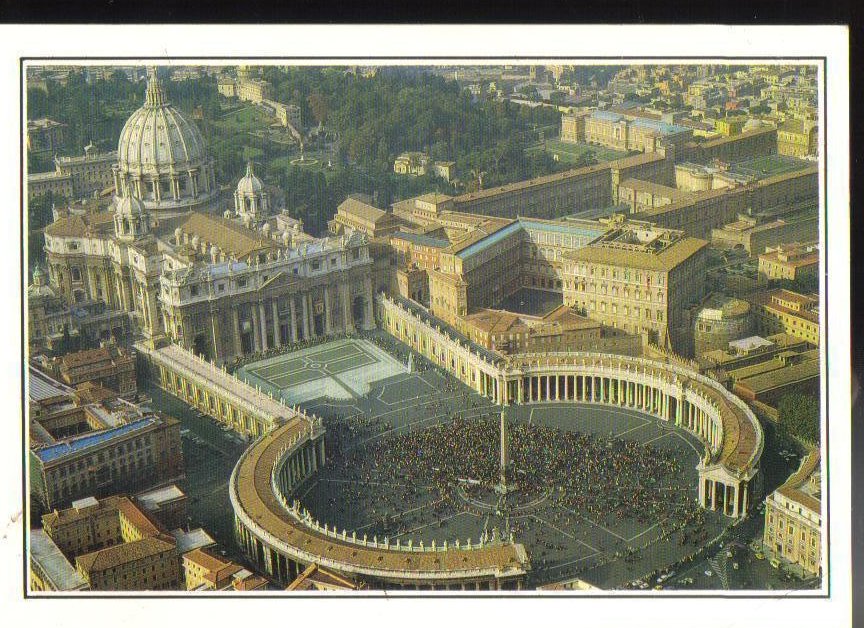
[250,306,260,352]
[289,297,298,342]
[272,300,281,347]
[564,375,569,400]
[324,287,332,334]
[363,276,374,329]
[545,376,550,401]
[301,293,310,339]
[259,302,269,351]
[309,294,318,338]
[341,282,353,332]
[600,377,605,403]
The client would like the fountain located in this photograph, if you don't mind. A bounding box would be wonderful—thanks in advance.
[290,140,319,167]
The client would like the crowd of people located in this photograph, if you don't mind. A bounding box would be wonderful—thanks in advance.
[309,413,709,559]
[247,330,716,583]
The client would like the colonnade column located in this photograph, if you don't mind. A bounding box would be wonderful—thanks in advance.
[231,307,243,356]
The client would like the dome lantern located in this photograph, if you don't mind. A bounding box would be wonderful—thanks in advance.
[114,66,218,213]
[144,67,167,108]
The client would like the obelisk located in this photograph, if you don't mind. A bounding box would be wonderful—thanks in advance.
[497,409,509,493]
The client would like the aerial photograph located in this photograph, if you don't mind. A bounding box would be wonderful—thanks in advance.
[24,61,825,594]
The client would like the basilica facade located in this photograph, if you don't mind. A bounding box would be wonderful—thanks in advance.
[41,68,375,363]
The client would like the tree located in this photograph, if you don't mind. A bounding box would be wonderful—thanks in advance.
[777,393,820,445]
[307,91,329,125]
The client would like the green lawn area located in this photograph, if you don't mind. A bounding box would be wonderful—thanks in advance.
[213,105,271,133]
[531,138,629,165]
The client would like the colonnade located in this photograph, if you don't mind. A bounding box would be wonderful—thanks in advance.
[699,475,749,518]
[377,292,762,521]
[274,437,326,496]
[229,418,527,590]
[141,341,292,439]
[510,372,720,452]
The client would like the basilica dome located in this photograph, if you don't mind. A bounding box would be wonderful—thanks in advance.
[112,68,219,213]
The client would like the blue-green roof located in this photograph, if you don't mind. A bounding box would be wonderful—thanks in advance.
[456,222,523,260]
[518,219,606,239]
[456,219,605,261]
[34,417,157,464]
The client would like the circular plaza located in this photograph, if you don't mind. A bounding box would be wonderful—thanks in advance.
[226,332,764,590]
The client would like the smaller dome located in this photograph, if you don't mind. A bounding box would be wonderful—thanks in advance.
[236,161,264,196]
[223,209,234,219]
[115,194,146,216]
[262,223,271,235]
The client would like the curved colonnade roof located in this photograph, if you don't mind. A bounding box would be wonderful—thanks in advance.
[505,352,763,476]
[231,350,761,582]
[231,419,529,581]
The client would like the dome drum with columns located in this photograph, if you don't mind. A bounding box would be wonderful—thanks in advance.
[113,68,219,214]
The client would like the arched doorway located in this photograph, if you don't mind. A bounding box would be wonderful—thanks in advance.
[352,296,366,328]
[192,334,210,361]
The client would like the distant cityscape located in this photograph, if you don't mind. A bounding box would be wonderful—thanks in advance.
[26,62,822,593]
